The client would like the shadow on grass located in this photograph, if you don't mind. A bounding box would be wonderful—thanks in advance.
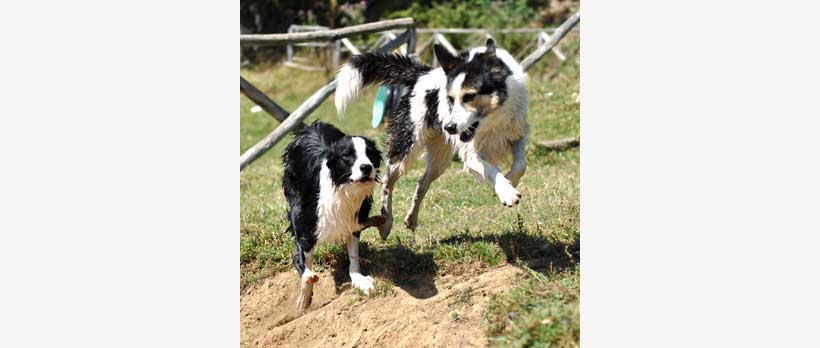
[329,242,439,299]
[323,216,579,299]
[440,214,581,273]
[438,227,580,275]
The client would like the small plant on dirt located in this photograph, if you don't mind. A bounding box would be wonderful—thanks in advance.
[449,286,475,307]
[350,278,397,303]
[483,266,579,348]
[371,279,397,297]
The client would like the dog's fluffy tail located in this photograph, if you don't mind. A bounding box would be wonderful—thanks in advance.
[334,52,431,116]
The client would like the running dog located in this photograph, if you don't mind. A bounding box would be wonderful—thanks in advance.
[282,121,385,310]
[334,39,528,240]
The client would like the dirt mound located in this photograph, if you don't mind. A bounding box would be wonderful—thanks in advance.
[240,265,523,348]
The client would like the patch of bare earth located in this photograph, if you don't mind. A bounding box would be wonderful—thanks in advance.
[240,265,523,348]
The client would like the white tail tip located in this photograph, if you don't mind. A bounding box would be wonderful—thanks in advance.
[334,64,363,117]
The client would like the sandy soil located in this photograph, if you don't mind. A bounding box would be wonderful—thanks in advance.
[240,265,523,348]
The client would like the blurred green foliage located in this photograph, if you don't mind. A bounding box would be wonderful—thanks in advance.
[388,0,537,53]
[241,0,577,63]
[389,0,535,30]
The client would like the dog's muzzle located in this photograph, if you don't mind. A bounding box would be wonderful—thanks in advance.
[444,121,480,142]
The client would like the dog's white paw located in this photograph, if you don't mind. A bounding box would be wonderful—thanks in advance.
[302,269,319,285]
[350,273,374,294]
[495,183,522,207]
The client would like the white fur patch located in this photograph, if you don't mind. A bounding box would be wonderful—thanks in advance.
[349,137,373,181]
[445,72,476,133]
[334,64,363,117]
[410,68,447,125]
[494,178,521,206]
[350,273,374,294]
[315,160,373,244]
[451,73,466,96]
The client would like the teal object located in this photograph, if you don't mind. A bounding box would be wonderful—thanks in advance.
[372,86,389,128]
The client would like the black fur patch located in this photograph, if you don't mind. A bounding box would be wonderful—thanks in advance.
[386,93,416,161]
[424,88,442,130]
[357,196,373,226]
[349,52,431,89]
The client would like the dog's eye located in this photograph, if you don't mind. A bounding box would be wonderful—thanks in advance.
[447,96,454,105]
[462,93,476,103]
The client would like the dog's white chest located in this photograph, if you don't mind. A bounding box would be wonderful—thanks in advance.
[314,161,370,244]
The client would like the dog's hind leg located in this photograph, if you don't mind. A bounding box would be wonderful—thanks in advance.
[346,231,374,294]
[505,134,528,187]
[404,137,452,231]
[378,158,406,240]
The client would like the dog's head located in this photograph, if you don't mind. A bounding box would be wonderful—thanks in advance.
[433,38,512,142]
[326,135,382,187]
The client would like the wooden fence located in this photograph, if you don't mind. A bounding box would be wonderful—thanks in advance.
[240,18,416,170]
[284,25,578,71]
[239,12,579,171]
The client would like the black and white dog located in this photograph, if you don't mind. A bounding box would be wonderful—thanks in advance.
[282,121,384,310]
[335,39,528,239]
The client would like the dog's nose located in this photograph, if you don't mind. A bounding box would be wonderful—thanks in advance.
[444,122,458,134]
[359,164,373,176]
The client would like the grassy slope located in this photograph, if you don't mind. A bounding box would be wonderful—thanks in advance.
[240,42,579,347]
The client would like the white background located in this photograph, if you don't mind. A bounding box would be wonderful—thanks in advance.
[0,1,819,347]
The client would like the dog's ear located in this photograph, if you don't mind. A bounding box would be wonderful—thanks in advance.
[485,38,496,56]
[434,44,460,73]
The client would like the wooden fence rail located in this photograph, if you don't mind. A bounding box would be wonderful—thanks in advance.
[239,22,415,170]
[240,18,414,46]
[521,11,580,71]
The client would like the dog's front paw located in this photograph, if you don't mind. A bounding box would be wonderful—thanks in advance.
[495,184,522,207]
[350,273,374,295]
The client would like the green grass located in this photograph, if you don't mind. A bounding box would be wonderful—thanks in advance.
[484,266,580,348]
[240,41,579,345]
